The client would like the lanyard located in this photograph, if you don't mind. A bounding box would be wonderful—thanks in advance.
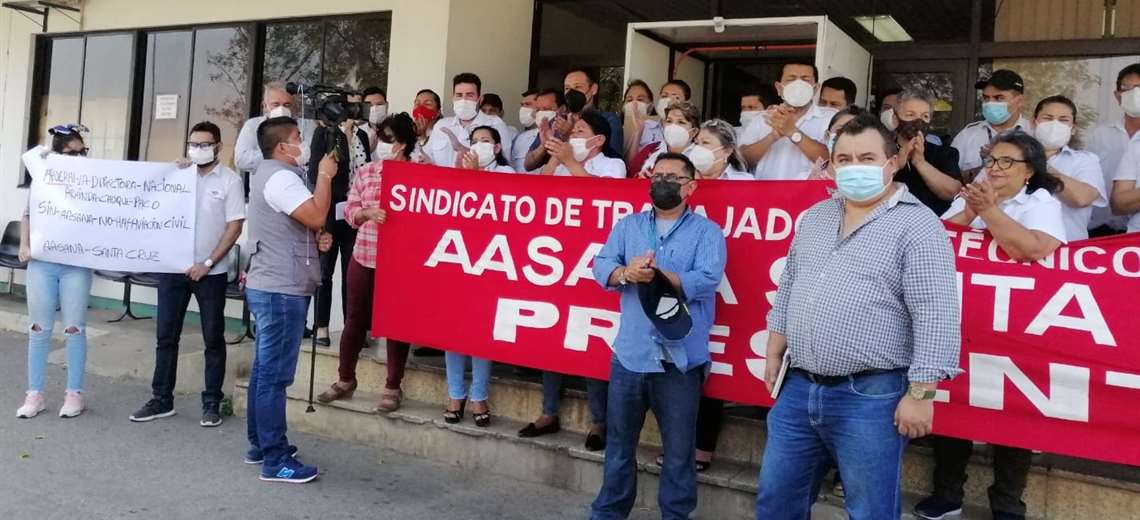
[648,209,689,251]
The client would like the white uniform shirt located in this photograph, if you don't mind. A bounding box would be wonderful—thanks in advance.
[739,104,836,180]
[1047,146,1106,241]
[234,116,316,173]
[264,169,313,215]
[640,141,694,175]
[1087,122,1140,230]
[193,164,246,275]
[950,115,1033,172]
[482,163,516,174]
[640,119,664,149]
[1113,139,1140,232]
[512,127,539,172]
[553,154,626,178]
[718,164,756,181]
[942,187,1067,243]
[425,112,512,169]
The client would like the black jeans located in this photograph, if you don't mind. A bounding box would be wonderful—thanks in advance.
[315,218,356,329]
[931,435,1032,516]
[695,396,724,452]
[151,272,228,410]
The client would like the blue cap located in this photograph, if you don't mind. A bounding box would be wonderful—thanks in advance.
[637,268,692,341]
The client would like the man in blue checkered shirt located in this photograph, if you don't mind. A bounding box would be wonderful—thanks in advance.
[756,113,962,520]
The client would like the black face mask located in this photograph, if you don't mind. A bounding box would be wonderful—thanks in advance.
[650,179,684,210]
[897,118,930,140]
[565,89,588,113]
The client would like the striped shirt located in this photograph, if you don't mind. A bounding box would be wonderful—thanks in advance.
[345,160,385,269]
[768,184,962,383]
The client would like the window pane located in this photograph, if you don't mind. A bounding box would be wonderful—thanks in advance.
[140,31,193,162]
[81,34,134,160]
[322,17,391,90]
[263,22,322,88]
[886,72,957,138]
[37,37,85,141]
[189,27,252,169]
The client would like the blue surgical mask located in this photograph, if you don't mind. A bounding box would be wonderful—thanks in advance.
[982,101,1011,125]
[835,164,888,202]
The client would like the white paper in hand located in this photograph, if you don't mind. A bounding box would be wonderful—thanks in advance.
[769,350,791,400]
[335,201,347,221]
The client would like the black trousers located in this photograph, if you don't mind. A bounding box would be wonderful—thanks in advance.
[931,435,1032,516]
[315,218,356,329]
[152,272,228,409]
[695,396,724,452]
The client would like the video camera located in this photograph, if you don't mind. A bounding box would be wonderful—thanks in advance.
[285,82,371,127]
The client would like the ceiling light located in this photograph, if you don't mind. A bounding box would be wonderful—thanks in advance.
[853,15,913,42]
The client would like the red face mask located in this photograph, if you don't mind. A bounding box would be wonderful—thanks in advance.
[413,105,439,122]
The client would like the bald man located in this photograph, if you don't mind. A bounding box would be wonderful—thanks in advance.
[235,83,316,173]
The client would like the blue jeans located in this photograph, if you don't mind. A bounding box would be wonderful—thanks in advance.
[444,352,492,401]
[756,369,909,520]
[151,273,228,409]
[25,260,92,393]
[591,359,705,520]
[245,288,309,466]
[541,371,608,424]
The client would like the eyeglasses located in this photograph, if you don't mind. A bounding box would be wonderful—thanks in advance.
[49,124,89,136]
[982,156,1028,170]
[650,173,693,184]
[186,142,217,150]
[60,148,89,157]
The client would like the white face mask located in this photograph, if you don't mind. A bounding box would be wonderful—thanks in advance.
[267,106,292,119]
[570,137,591,162]
[453,99,478,120]
[368,105,388,125]
[1122,88,1140,118]
[535,110,557,126]
[663,124,691,149]
[286,142,309,167]
[739,110,762,128]
[187,145,216,166]
[656,98,674,116]
[472,142,496,167]
[624,100,649,118]
[781,79,815,108]
[1035,120,1072,149]
[685,145,722,174]
[880,109,898,131]
[373,141,395,162]
[519,107,536,127]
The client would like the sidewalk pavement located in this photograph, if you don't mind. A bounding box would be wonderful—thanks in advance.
[0,329,605,520]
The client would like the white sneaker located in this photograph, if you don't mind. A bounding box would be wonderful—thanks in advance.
[17,391,46,418]
[59,391,84,418]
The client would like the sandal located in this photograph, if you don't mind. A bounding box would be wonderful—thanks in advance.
[654,453,713,472]
[376,388,402,412]
[470,401,491,428]
[443,399,466,424]
[316,381,357,403]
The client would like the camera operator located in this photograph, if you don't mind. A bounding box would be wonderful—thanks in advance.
[235,82,316,174]
[305,94,371,347]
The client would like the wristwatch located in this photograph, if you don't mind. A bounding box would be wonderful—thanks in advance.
[790,131,803,144]
[908,384,937,401]
[203,258,214,268]
[618,267,628,286]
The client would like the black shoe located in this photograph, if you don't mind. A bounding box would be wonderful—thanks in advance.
[200,408,223,427]
[303,327,313,339]
[414,347,444,357]
[584,431,605,451]
[992,513,1025,520]
[315,336,331,348]
[518,417,561,438]
[129,399,175,422]
[914,496,963,520]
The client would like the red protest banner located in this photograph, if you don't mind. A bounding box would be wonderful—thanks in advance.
[373,161,1140,467]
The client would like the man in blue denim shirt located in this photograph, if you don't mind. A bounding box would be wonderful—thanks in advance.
[589,153,727,520]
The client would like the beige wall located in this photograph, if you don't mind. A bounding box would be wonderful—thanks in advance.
[443,0,534,126]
